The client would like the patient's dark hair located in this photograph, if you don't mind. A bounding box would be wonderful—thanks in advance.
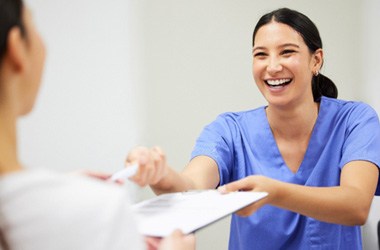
[252,8,338,101]
[0,0,25,63]
[0,229,9,250]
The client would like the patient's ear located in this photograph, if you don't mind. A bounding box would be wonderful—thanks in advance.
[312,48,323,72]
[5,26,28,73]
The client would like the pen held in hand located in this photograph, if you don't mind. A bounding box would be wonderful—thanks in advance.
[109,163,138,182]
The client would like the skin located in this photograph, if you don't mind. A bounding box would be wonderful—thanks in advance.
[147,230,196,250]
[0,5,195,250]
[0,7,46,175]
[126,21,379,226]
[251,21,321,173]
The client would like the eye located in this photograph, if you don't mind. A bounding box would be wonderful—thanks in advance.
[281,49,296,56]
[253,52,267,58]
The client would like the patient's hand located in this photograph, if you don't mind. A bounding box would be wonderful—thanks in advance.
[145,230,195,250]
[69,169,121,183]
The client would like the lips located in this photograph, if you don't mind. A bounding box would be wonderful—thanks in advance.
[265,78,292,88]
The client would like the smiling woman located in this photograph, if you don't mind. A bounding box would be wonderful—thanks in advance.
[125,7,380,250]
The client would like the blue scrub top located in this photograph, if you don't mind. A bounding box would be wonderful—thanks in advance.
[191,96,380,250]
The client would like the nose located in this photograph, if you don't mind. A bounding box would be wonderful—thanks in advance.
[267,56,282,74]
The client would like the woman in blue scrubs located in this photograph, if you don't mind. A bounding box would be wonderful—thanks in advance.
[127,8,380,249]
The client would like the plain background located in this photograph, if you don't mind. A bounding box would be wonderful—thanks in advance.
[21,0,380,249]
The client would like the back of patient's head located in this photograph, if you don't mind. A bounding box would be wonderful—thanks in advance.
[0,0,24,63]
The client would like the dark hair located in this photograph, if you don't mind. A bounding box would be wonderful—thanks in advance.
[252,8,338,101]
[0,228,9,250]
[0,0,25,63]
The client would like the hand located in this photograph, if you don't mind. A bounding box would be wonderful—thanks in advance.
[69,169,111,181]
[126,146,169,187]
[158,230,195,250]
[218,175,279,216]
[145,236,161,250]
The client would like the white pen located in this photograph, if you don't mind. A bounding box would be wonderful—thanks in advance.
[109,163,138,182]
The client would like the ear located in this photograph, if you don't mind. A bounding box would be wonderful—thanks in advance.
[312,48,323,73]
[4,26,28,74]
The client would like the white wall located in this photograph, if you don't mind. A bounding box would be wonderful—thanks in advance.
[361,1,380,249]
[19,0,142,177]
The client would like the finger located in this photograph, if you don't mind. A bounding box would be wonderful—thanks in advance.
[146,147,164,183]
[151,147,165,184]
[236,197,266,217]
[156,148,167,175]
[130,170,150,187]
[130,152,150,186]
[236,203,258,217]
[152,146,166,163]
[126,146,148,164]
[73,170,111,181]
[225,177,256,192]
[145,236,162,250]
[151,147,163,167]
[138,165,149,186]
[170,229,184,237]
[184,234,196,247]
[140,150,164,186]
[129,165,146,187]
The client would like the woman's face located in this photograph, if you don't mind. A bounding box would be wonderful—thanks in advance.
[18,7,46,115]
[252,21,321,108]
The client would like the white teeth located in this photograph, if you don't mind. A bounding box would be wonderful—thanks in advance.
[266,79,291,86]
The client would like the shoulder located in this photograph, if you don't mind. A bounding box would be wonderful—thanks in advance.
[201,107,266,137]
[0,169,142,250]
[321,96,379,121]
[215,106,266,125]
[1,169,132,219]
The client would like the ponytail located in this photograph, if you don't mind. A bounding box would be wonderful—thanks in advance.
[0,229,9,250]
[312,73,338,101]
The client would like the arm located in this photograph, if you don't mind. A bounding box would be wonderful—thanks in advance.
[221,160,379,225]
[126,147,219,195]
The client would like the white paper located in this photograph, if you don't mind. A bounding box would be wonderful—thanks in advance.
[131,190,268,237]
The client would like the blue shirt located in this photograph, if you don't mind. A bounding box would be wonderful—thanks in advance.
[191,97,380,250]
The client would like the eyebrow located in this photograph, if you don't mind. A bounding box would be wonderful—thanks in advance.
[252,43,300,53]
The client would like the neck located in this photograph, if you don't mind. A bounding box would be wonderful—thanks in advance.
[0,107,21,175]
[266,99,319,140]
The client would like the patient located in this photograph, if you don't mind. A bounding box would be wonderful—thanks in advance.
[0,0,194,249]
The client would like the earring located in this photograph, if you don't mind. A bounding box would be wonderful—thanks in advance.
[314,70,319,76]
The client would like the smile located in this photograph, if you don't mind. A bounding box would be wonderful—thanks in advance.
[265,79,292,88]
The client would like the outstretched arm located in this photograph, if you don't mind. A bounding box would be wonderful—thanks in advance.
[126,146,220,194]
[220,160,379,225]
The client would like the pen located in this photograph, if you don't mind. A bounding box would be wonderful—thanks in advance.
[109,163,138,182]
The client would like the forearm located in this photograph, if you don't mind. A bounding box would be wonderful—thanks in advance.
[274,182,372,225]
[150,156,220,195]
[225,162,378,225]
[150,167,195,195]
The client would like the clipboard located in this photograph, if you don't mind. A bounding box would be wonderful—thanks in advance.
[130,190,268,237]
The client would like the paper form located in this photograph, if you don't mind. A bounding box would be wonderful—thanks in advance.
[131,190,268,237]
